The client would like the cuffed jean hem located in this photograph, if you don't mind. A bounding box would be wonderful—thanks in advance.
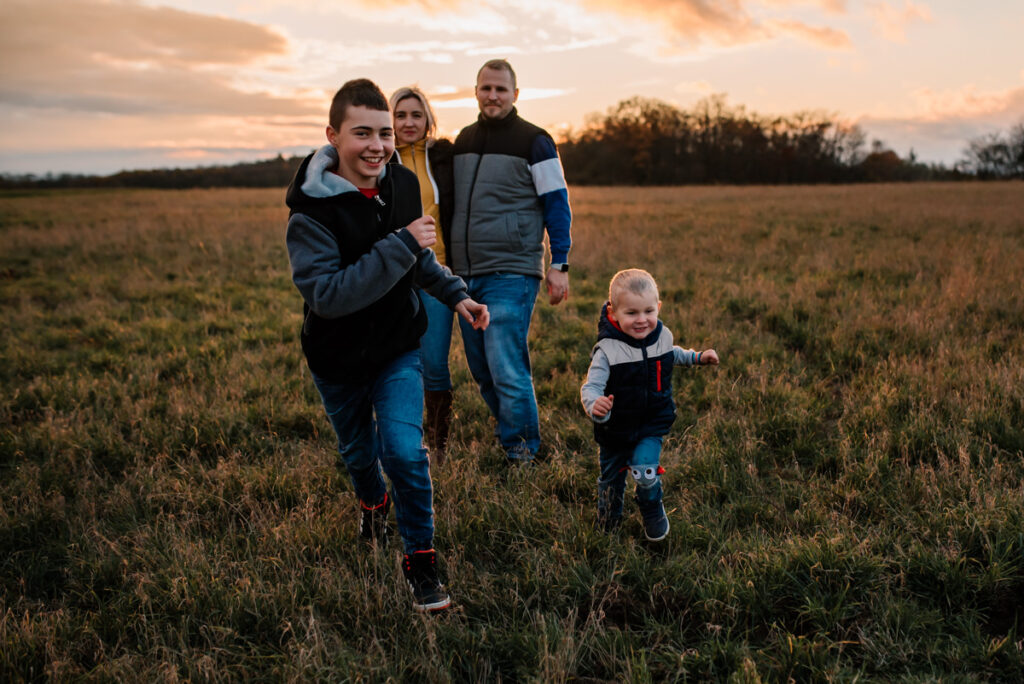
[597,435,665,515]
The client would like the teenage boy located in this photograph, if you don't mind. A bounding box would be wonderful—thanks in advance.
[450,59,573,463]
[285,78,489,612]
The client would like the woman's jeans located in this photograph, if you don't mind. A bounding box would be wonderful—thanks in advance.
[312,350,434,553]
[597,436,664,524]
[419,291,454,392]
[457,273,541,460]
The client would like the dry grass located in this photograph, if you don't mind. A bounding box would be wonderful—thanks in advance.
[2,183,1023,681]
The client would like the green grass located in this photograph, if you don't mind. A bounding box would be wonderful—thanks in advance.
[2,183,1023,681]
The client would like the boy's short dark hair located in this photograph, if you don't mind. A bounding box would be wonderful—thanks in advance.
[329,79,389,131]
[477,59,517,89]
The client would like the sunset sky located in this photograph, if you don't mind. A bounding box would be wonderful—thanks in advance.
[2,0,1022,176]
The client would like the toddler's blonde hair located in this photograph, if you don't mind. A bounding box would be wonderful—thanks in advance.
[608,268,659,307]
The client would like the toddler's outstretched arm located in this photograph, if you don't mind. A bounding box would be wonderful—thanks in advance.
[674,347,720,366]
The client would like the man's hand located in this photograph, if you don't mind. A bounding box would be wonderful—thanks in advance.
[591,394,614,418]
[545,267,569,305]
[405,216,437,250]
[455,299,489,330]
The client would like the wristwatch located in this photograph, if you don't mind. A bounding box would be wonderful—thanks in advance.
[551,263,569,272]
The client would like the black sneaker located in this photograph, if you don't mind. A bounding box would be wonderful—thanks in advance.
[359,493,390,546]
[640,501,670,542]
[402,550,451,612]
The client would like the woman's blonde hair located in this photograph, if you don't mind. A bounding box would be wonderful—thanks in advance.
[609,268,659,307]
[388,86,438,140]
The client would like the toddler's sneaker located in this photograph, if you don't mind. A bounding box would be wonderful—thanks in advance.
[359,493,390,546]
[640,501,670,542]
[402,549,451,612]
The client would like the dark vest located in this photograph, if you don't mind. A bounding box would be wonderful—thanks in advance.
[288,156,426,383]
[593,304,677,447]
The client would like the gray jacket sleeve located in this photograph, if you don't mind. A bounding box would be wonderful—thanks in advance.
[674,346,699,366]
[580,347,612,423]
[286,212,422,318]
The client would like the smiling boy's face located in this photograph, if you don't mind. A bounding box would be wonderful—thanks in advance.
[326,105,394,188]
[608,289,661,340]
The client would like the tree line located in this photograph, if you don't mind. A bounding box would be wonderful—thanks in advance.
[0,154,303,191]
[2,97,1021,190]
[558,95,1023,184]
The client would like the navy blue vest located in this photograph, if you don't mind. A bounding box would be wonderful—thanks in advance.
[592,303,677,447]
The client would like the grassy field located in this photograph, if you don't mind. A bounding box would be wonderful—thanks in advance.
[2,182,1023,681]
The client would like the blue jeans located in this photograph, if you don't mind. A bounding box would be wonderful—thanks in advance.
[458,273,541,459]
[419,291,454,392]
[311,350,434,553]
[597,436,664,523]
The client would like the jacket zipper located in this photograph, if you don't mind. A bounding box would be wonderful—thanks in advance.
[642,345,650,413]
[462,126,487,274]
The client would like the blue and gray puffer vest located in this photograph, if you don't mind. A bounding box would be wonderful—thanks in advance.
[592,302,677,448]
[449,109,550,279]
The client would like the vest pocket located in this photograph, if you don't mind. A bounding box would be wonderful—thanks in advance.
[504,212,525,250]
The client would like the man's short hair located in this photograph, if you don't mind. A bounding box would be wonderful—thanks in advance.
[609,268,659,307]
[329,79,389,131]
[388,86,438,139]
[476,59,517,89]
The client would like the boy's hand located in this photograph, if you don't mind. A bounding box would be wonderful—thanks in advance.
[591,394,614,418]
[455,299,489,330]
[700,349,719,365]
[405,216,437,249]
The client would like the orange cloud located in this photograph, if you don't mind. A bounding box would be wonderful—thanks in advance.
[583,0,761,46]
[768,19,852,48]
[762,0,847,13]
[429,87,478,102]
[353,0,472,8]
[0,0,308,116]
[909,85,1024,123]
[580,0,850,51]
[867,1,932,43]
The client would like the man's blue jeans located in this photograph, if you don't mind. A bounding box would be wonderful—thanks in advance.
[311,350,434,553]
[597,436,664,524]
[419,291,454,392]
[458,273,541,459]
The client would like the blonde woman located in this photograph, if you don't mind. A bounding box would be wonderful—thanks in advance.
[389,86,456,464]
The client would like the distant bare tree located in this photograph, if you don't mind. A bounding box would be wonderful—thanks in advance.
[960,121,1024,179]
[1010,122,1024,177]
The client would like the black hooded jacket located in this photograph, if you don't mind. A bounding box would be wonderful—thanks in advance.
[285,148,431,383]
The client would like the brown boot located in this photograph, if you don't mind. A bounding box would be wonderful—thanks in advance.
[424,389,453,466]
